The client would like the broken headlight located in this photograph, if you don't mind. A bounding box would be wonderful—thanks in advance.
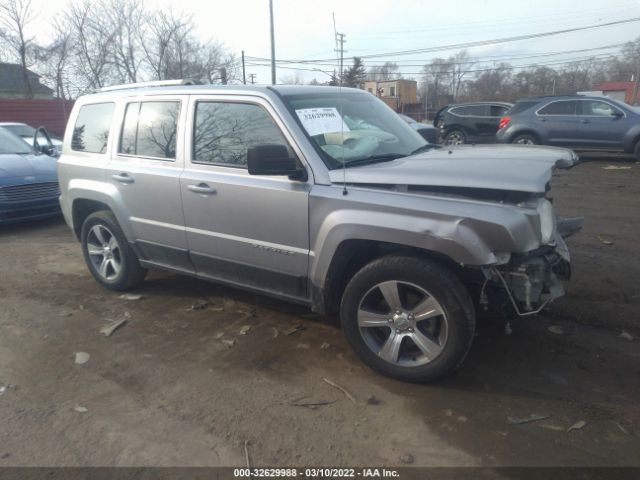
[537,198,556,244]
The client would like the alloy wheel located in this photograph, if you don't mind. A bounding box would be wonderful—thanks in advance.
[86,224,122,281]
[357,280,448,367]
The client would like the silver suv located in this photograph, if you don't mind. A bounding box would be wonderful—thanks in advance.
[58,81,582,382]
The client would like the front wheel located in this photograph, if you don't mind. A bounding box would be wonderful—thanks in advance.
[340,255,475,383]
[80,210,146,291]
[634,140,640,161]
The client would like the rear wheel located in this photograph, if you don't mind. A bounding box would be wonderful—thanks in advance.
[80,210,146,291]
[444,130,466,145]
[511,133,539,145]
[340,255,475,383]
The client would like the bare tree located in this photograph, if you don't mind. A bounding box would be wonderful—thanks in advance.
[368,62,400,81]
[0,0,36,98]
[35,20,72,99]
[65,0,117,91]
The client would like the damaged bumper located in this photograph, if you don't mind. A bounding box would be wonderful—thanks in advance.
[483,217,583,316]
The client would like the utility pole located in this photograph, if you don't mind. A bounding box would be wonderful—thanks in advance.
[335,32,346,86]
[242,50,246,85]
[248,73,257,85]
[269,0,276,85]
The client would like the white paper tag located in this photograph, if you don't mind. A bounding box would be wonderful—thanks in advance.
[295,108,350,137]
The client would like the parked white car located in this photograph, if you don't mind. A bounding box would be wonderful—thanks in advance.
[0,122,63,156]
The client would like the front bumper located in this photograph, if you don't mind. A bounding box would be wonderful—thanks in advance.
[0,197,61,224]
[482,221,581,316]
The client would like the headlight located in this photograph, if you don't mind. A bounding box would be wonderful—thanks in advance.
[537,199,556,244]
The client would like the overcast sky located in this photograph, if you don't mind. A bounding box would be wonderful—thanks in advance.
[27,0,640,83]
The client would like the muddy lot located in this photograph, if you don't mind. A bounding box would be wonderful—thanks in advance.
[0,159,639,467]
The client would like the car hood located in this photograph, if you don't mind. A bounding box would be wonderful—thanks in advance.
[328,144,577,193]
[0,153,58,186]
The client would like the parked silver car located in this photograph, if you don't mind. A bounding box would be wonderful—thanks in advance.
[57,82,582,382]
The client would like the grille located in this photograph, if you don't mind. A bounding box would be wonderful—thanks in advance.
[0,182,60,203]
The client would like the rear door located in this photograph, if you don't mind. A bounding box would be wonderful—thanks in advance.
[106,95,191,271]
[577,99,630,149]
[179,95,311,301]
[535,100,581,146]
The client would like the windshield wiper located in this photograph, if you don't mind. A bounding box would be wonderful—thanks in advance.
[410,144,440,155]
[343,153,404,168]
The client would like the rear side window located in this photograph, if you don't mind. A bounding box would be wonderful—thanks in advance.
[193,102,288,167]
[490,105,509,117]
[508,101,538,115]
[119,101,180,159]
[538,100,577,116]
[71,103,115,154]
[450,105,487,116]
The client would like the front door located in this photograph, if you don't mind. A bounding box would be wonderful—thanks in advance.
[577,99,630,149]
[107,96,191,270]
[180,95,311,301]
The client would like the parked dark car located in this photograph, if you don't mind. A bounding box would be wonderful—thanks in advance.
[434,102,513,145]
[398,114,439,143]
[0,127,60,223]
[496,95,640,159]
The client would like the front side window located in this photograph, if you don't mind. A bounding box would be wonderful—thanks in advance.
[582,100,622,116]
[72,103,115,154]
[193,102,289,167]
[118,101,180,159]
[538,101,577,116]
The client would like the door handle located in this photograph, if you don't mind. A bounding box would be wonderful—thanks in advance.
[112,173,134,184]
[580,119,589,124]
[188,183,217,195]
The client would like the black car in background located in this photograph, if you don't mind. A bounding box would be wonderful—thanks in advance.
[434,102,513,145]
[398,114,439,143]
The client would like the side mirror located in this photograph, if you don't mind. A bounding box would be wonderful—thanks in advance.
[33,126,58,157]
[247,144,307,181]
[612,111,624,118]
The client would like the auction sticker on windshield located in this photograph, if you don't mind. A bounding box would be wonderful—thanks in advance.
[295,108,350,136]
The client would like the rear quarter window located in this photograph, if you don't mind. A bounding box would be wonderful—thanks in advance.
[71,103,115,154]
[508,101,539,115]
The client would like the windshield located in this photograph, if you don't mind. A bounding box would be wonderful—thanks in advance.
[282,90,428,169]
[2,124,35,138]
[0,127,34,155]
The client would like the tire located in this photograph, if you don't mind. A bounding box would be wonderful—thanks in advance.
[634,140,640,161]
[80,210,146,291]
[443,130,466,145]
[340,255,476,383]
[511,133,539,145]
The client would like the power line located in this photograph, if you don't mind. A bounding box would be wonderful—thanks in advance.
[247,16,640,63]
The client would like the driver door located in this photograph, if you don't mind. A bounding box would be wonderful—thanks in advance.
[180,95,311,301]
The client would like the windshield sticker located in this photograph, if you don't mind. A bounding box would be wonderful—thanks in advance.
[295,108,351,137]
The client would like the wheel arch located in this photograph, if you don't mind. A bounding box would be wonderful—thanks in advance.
[312,239,466,315]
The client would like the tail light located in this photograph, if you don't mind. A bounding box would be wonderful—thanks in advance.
[498,116,511,130]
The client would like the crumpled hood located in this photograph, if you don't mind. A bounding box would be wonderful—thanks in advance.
[0,153,57,186]
[328,144,578,193]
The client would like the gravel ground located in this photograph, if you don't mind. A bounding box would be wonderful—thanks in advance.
[0,159,639,467]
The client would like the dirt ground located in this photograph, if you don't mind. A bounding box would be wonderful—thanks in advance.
[0,159,639,468]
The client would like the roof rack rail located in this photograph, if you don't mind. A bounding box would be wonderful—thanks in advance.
[98,79,203,93]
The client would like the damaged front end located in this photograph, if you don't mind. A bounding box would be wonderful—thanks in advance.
[480,217,582,317]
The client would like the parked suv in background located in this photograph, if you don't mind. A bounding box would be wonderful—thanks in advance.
[58,81,581,383]
[434,102,513,145]
[496,95,640,159]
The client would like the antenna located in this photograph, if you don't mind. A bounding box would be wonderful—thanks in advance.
[333,12,348,196]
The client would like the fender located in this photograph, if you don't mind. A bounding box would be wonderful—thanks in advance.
[308,185,544,289]
[66,178,134,240]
